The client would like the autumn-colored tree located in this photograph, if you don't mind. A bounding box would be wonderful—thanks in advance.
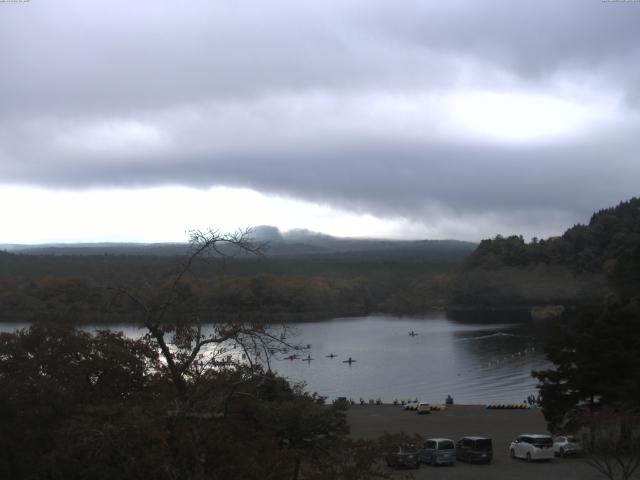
[0,320,160,480]
[0,321,396,480]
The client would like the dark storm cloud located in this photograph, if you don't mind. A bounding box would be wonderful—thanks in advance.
[1,0,639,238]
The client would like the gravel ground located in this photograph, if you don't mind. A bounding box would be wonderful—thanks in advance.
[347,405,603,480]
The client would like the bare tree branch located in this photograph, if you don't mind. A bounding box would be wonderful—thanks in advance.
[581,407,640,480]
[106,228,293,406]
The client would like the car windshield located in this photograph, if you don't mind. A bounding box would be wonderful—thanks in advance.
[474,439,492,450]
[533,437,553,447]
[439,441,455,450]
[401,446,418,454]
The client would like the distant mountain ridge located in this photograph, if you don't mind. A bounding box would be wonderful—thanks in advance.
[0,227,477,263]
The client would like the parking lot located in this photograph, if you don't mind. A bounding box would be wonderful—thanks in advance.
[347,404,602,480]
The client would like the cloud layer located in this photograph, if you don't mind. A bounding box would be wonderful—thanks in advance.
[1,0,639,239]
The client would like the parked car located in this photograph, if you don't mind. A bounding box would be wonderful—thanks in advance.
[553,435,583,457]
[404,400,419,411]
[417,402,431,414]
[385,445,420,469]
[509,434,554,462]
[419,438,456,465]
[455,436,493,464]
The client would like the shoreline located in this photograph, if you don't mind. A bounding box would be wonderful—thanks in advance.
[0,304,560,324]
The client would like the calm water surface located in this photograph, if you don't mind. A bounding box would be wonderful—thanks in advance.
[272,314,548,404]
[2,313,550,404]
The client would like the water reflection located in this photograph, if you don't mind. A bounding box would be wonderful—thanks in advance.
[0,313,550,404]
[271,314,549,404]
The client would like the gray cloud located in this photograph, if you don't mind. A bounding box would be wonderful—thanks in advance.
[1,0,639,239]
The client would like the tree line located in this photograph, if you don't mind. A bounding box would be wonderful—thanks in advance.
[0,258,457,322]
[453,197,640,307]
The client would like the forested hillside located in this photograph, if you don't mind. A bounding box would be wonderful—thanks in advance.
[0,252,458,322]
[453,197,640,307]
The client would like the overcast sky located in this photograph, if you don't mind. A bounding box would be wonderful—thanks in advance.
[1,0,639,243]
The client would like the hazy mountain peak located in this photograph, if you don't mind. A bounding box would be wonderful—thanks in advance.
[283,228,336,242]
[250,225,284,242]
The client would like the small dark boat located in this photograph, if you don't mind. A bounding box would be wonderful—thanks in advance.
[326,353,338,358]
[409,331,418,337]
[284,354,300,360]
[342,357,356,364]
[302,355,314,362]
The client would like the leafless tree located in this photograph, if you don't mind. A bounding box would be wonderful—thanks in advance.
[112,228,300,407]
[581,407,640,480]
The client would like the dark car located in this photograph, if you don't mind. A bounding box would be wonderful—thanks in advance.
[385,445,420,469]
[456,436,493,464]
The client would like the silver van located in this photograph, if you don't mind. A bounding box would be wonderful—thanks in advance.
[419,438,456,465]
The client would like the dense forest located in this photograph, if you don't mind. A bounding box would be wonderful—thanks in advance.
[452,197,640,308]
[0,245,460,323]
[528,201,640,469]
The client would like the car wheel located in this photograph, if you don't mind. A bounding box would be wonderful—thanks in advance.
[510,449,516,459]
[559,448,565,458]
[526,452,532,462]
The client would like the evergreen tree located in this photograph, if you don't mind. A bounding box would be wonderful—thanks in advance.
[533,300,640,432]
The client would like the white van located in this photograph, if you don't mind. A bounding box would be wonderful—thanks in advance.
[509,434,554,461]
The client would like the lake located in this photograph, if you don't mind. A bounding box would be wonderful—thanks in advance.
[271,314,549,404]
[1,313,550,405]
